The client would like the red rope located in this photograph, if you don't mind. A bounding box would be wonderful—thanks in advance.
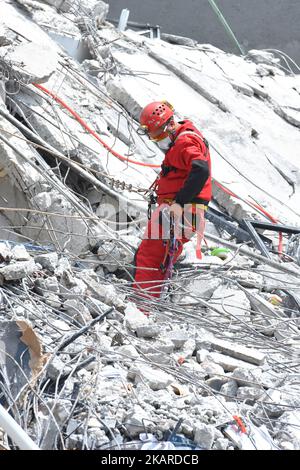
[34,83,161,169]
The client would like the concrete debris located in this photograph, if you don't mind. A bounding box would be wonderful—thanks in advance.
[1,42,58,84]
[0,259,39,282]
[124,303,149,331]
[161,33,197,48]
[202,337,266,366]
[128,365,173,391]
[136,324,160,339]
[220,380,238,398]
[205,352,258,372]
[34,253,58,271]
[193,423,215,449]
[0,0,299,451]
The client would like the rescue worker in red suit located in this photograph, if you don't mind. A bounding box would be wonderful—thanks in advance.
[133,101,212,298]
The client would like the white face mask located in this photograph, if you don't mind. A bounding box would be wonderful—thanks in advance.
[157,135,172,151]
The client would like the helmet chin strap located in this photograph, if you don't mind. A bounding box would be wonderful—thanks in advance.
[164,118,178,139]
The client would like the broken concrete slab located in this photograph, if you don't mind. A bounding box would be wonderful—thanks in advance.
[204,352,258,372]
[231,367,263,387]
[193,423,215,449]
[1,42,58,84]
[161,33,197,48]
[11,244,31,261]
[202,337,266,366]
[0,242,12,262]
[208,285,251,321]
[128,365,173,391]
[220,379,238,398]
[0,259,39,282]
[124,302,149,331]
[136,324,160,339]
[34,253,58,272]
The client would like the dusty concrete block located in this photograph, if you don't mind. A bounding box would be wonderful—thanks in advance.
[209,285,251,319]
[136,324,160,338]
[11,245,30,261]
[138,339,174,355]
[0,259,38,281]
[123,405,152,436]
[2,42,58,84]
[237,386,264,401]
[129,365,173,391]
[220,380,238,398]
[35,276,60,295]
[167,330,190,349]
[214,438,230,450]
[161,33,197,47]
[231,367,262,387]
[193,423,215,449]
[187,277,223,300]
[205,337,265,366]
[125,303,149,331]
[0,243,12,262]
[205,352,258,372]
[46,356,69,380]
[34,253,58,271]
[199,359,224,377]
[205,377,227,391]
[64,299,91,322]
[44,293,61,309]
[118,344,140,359]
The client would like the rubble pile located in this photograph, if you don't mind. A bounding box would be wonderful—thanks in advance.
[0,0,300,451]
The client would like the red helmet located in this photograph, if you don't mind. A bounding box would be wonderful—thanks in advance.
[139,101,174,135]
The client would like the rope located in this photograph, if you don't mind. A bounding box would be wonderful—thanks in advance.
[33,84,161,169]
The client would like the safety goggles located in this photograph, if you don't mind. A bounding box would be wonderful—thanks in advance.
[137,120,171,142]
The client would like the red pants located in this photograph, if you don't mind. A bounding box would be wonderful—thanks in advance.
[133,203,205,298]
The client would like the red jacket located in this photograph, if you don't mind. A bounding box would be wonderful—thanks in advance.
[156,120,212,205]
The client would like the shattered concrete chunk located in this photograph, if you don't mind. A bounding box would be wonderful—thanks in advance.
[1,42,58,84]
[124,302,149,331]
[34,253,58,271]
[128,365,173,391]
[193,423,215,449]
[209,285,251,320]
[0,242,12,262]
[118,344,140,359]
[231,367,262,387]
[46,356,70,380]
[237,386,264,401]
[35,276,60,295]
[205,352,258,372]
[136,324,160,339]
[220,380,238,398]
[123,405,153,437]
[199,360,225,377]
[203,337,266,366]
[0,259,39,281]
[11,244,31,261]
[64,299,92,323]
[167,329,190,349]
[186,277,223,300]
[161,33,197,47]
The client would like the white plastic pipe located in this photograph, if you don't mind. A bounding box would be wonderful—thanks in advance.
[118,9,130,31]
[0,404,40,450]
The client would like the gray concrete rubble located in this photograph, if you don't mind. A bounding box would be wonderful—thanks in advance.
[0,0,299,452]
[0,42,58,84]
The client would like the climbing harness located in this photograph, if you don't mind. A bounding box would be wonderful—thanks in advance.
[160,210,180,298]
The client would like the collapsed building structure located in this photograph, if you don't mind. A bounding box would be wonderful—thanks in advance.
[0,0,300,450]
